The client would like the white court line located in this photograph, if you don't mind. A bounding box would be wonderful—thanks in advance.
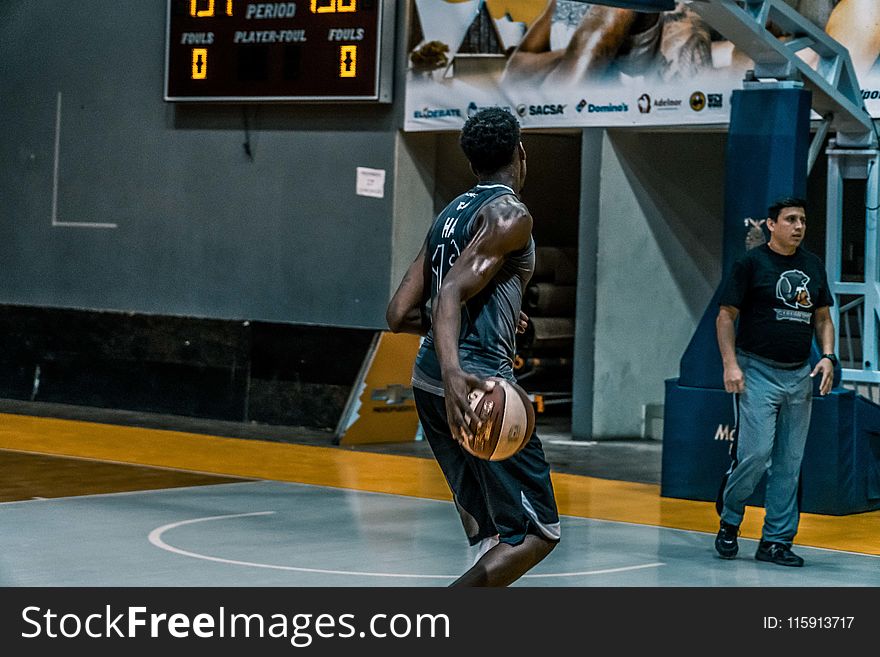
[6,477,878,560]
[148,511,666,580]
[545,440,598,446]
[0,480,258,507]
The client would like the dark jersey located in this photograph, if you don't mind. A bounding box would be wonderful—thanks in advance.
[412,183,535,396]
[719,244,833,364]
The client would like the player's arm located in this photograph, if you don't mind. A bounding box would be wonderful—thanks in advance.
[544,8,640,84]
[826,0,880,75]
[433,198,532,442]
[512,0,554,55]
[386,239,430,336]
[502,0,559,84]
[811,306,836,395]
[716,305,744,393]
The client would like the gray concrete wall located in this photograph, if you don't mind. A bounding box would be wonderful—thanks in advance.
[0,0,404,328]
[591,130,725,438]
[572,129,603,441]
[390,133,438,294]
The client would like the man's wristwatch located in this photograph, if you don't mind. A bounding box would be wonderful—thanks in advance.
[821,353,838,366]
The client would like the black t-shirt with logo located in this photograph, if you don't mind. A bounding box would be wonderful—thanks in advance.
[718,244,833,364]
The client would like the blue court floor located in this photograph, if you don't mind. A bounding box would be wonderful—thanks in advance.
[2,480,877,587]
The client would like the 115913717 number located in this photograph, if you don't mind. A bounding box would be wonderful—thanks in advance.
[764,616,855,629]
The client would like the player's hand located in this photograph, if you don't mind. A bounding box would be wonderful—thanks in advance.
[442,368,495,444]
[810,358,834,396]
[723,363,745,394]
[517,311,529,335]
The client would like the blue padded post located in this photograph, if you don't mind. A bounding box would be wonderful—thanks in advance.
[677,87,812,389]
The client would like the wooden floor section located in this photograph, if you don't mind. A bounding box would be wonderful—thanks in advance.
[0,450,248,501]
[1,412,878,555]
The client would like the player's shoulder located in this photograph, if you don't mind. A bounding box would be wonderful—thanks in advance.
[476,194,532,251]
[482,193,531,224]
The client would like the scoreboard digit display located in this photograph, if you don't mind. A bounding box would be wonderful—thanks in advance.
[164,0,393,102]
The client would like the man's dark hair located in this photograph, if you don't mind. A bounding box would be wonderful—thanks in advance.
[459,107,520,174]
[768,196,807,221]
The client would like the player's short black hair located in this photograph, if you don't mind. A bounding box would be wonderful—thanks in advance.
[459,107,520,175]
[768,196,807,220]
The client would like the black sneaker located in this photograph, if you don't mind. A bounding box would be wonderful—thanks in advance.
[755,541,804,567]
[715,520,739,559]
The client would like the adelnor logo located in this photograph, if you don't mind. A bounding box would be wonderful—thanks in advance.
[714,424,736,442]
[638,93,682,113]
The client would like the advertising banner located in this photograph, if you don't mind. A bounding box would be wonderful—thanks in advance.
[404,0,880,131]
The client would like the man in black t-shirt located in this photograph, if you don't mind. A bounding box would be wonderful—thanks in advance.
[714,197,836,567]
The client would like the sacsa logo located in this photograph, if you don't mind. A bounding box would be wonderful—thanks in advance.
[528,104,566,116]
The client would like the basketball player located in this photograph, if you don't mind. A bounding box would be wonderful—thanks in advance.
[386,108,560,587]
[501,0,712,87]
[714,197,836,567]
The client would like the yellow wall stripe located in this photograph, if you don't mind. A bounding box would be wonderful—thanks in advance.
[1,412,877,555]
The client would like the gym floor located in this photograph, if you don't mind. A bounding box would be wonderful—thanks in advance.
[1,399,877,587]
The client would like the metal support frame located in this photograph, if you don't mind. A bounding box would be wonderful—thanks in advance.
[685,1,880,384]
[687,0,876,147]
[826,142,880,383]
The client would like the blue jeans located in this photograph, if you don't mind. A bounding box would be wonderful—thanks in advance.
[720,352,812,544]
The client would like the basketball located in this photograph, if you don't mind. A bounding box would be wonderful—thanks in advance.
[464,377,535,461]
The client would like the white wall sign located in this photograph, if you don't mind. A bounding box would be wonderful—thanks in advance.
[356,167,386,198]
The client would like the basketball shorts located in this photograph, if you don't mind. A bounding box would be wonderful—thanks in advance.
[413,388,561,547]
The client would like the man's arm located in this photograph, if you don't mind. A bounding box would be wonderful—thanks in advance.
[433,198,532,443]
[386,240,430,336]
[811,306,836,396]
[716,305,744,393]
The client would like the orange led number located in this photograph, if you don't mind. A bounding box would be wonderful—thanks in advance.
[340,45,357,77]
[311,0,356,12]
[192,48,208,79]
[190,0,215,17]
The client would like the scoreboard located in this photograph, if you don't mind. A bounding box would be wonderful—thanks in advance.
[164,0,394,102]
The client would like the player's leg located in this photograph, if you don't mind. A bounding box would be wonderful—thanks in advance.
[762,365,812,544]
[719,355,781,527]
[450,533,556,587]
[413,388,498,546]
[450,429,561,587]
